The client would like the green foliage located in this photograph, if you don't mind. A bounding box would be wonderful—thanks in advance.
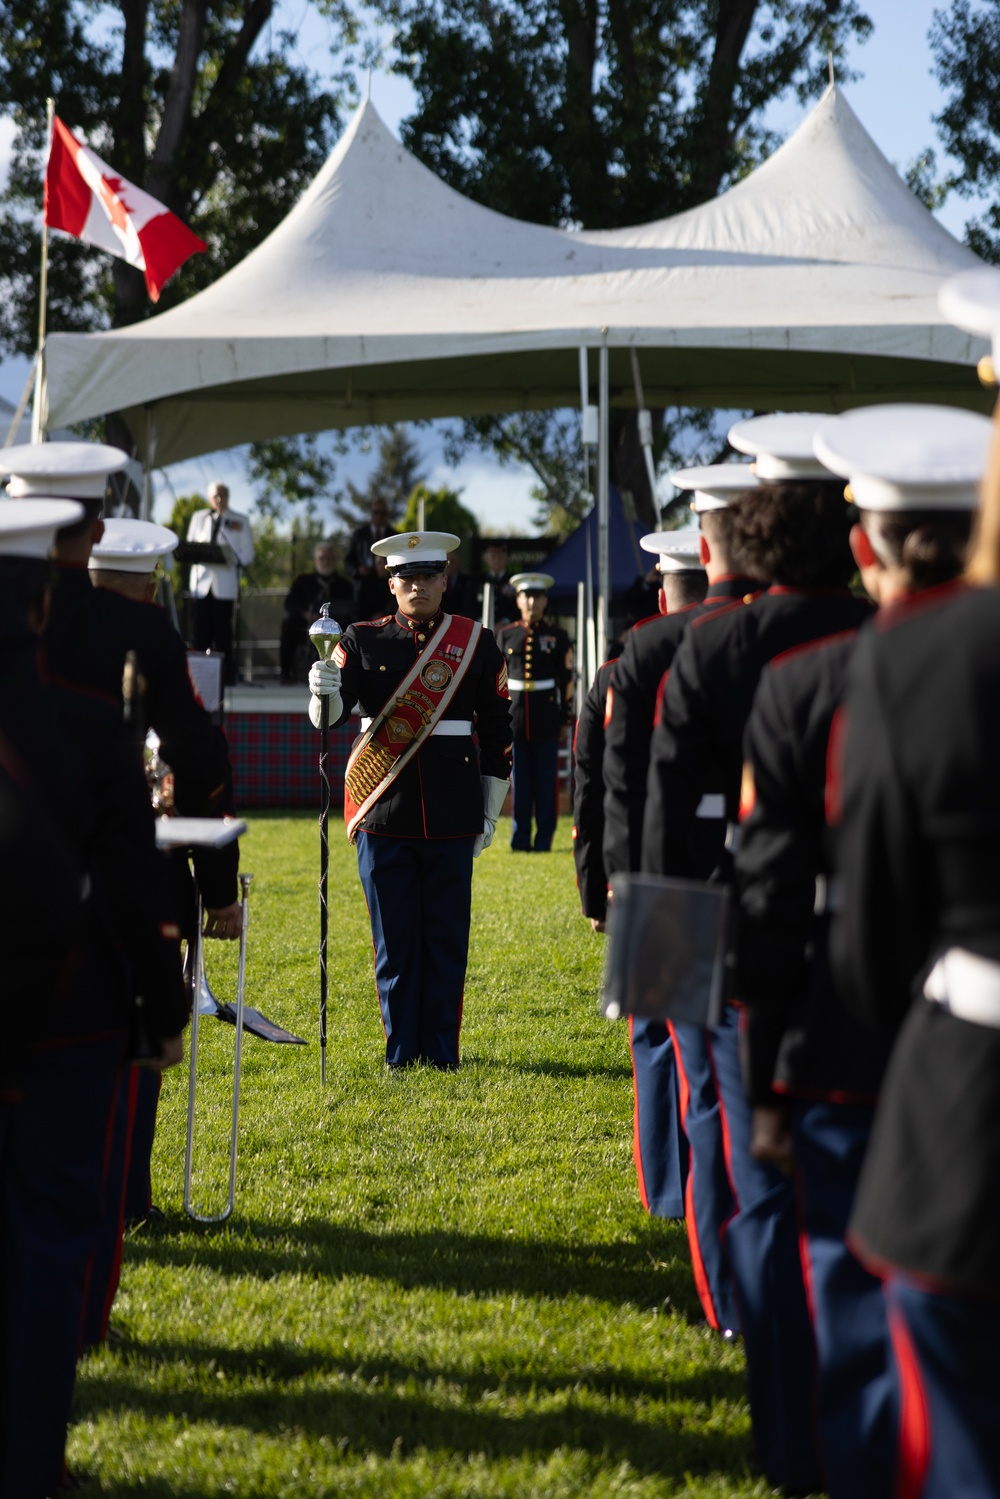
[165,493,208,542]
[337,426,426,529]
[932,0,1000,262]
[376,0,871,228]
[248,512,333,591]
[0,0,358,344]
[248,436,339,521]
[400,481,479,538]
[68,814,768,1497]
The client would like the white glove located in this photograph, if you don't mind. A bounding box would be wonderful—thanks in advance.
[473,776,509,858]
[309,659,341,696]
[307,659,342,729]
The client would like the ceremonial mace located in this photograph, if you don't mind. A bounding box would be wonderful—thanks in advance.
[309,604,342,1084]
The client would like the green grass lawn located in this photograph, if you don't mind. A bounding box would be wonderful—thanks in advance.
[72,814,773,1497]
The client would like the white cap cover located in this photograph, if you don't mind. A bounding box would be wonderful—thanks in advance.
[939,267,1000,370]
[371,530,460,573]
[728,413,833,481]
[0,498,85,558]
[3,440,130,500]
[89,518,180,572]
[814,404,992,512]
[670,463,759,512]
[510,571,555,593]
[641,528,705,572]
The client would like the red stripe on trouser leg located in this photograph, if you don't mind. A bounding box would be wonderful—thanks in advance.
[669,1019,719,1329]
[99,1066,140,1341]
[888,1293,932,1499]
[628,1016,650,1212]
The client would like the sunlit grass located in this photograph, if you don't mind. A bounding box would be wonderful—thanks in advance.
[70,814,770,1497]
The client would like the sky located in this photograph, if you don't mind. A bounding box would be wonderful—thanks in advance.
[0,0,984,535]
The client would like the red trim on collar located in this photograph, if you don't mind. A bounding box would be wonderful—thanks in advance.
[767,585,854,598]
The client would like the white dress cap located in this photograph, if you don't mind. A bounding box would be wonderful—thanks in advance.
[938,267,1000,375]
[641,528,705,572]
[3,440,129,500]
[371,530,460,573]
[510,571,555,594]
[728,413,833,481]
[670,463,759,512]
[0,498,85,558]
[814,404,992,512]
[89,518,179,573]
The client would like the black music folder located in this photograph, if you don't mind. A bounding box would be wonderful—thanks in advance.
[602,873,731,1027]
[174,541,229,565]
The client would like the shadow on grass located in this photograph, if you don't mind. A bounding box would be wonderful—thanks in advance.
[126,1218,702,1319]
[75,1340,751,1482]
[463,1055,632,1081]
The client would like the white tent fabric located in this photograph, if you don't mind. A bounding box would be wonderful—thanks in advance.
[43,84,988,467]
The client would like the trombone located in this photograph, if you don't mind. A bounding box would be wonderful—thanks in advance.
[183,871,252,1223]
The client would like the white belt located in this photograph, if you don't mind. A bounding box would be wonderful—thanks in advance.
[508,678,556,692]
[359,717,472,736]
[695,793,725,819]
[814,874,843,916]
[924,948,1000,1029]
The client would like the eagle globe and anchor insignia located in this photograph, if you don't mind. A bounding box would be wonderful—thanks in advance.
[420,658,454,693]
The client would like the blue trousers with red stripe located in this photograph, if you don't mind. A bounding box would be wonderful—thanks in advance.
[885,1275,1000,1499]
[709,1004,823,1494]
[629,1018,687,1219]
[357,831,475,1067]
[791,1099,892,1499]
[510,738,559,851]
[669,1018,740,1331]
[0,1033,125,1499]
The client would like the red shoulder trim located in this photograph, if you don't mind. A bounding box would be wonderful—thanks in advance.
[875,578,967,631]
[768,628,860,674]
[690,598,745,630]
[354,615,393,628]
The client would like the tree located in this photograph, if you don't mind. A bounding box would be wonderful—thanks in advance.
[337,426,425,528]
[373,0,872,525]
[931,0,1000,263]
[400,482,479,537]
[0,0,359,494]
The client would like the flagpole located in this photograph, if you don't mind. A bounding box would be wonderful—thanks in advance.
[31,97,54,445]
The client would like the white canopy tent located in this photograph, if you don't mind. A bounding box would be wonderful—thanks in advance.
[43,82,988,471]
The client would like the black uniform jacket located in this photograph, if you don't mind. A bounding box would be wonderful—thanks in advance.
[0,594,185,1062]
[494,618,573,740]
[603,577,759,880]
[334,608,512,839]
[284,569,354,621]
[44,565,238,908]
[831,583,1000,1294]
[642,587,874,884]
[572,650,621,922]
[737,631,891,1106]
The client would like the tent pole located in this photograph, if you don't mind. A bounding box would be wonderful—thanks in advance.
[597,337,610,658]
[575,581,586,714]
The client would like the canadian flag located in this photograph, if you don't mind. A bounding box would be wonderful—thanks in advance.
[44,115,207,302]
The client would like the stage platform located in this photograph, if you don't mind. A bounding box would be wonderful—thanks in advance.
[222,681,354,809]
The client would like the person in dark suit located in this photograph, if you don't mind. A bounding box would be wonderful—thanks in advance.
[345,499,394,619]
[738,402,989,1499]
[642,413,873,1496]
[0,484,185,1499]
[495,573,573,852]
[475,541,517,625]
[308,530,512,1068]
[824,395,1000,1498]
[280,540,354,681]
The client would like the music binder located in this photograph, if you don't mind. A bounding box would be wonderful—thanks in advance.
[174,540,229,565]
[602,873,731,1027]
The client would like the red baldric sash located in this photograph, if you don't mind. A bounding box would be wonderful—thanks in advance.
[344,613,482,842]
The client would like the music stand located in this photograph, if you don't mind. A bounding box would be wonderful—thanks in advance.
[602,873,732,1027]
